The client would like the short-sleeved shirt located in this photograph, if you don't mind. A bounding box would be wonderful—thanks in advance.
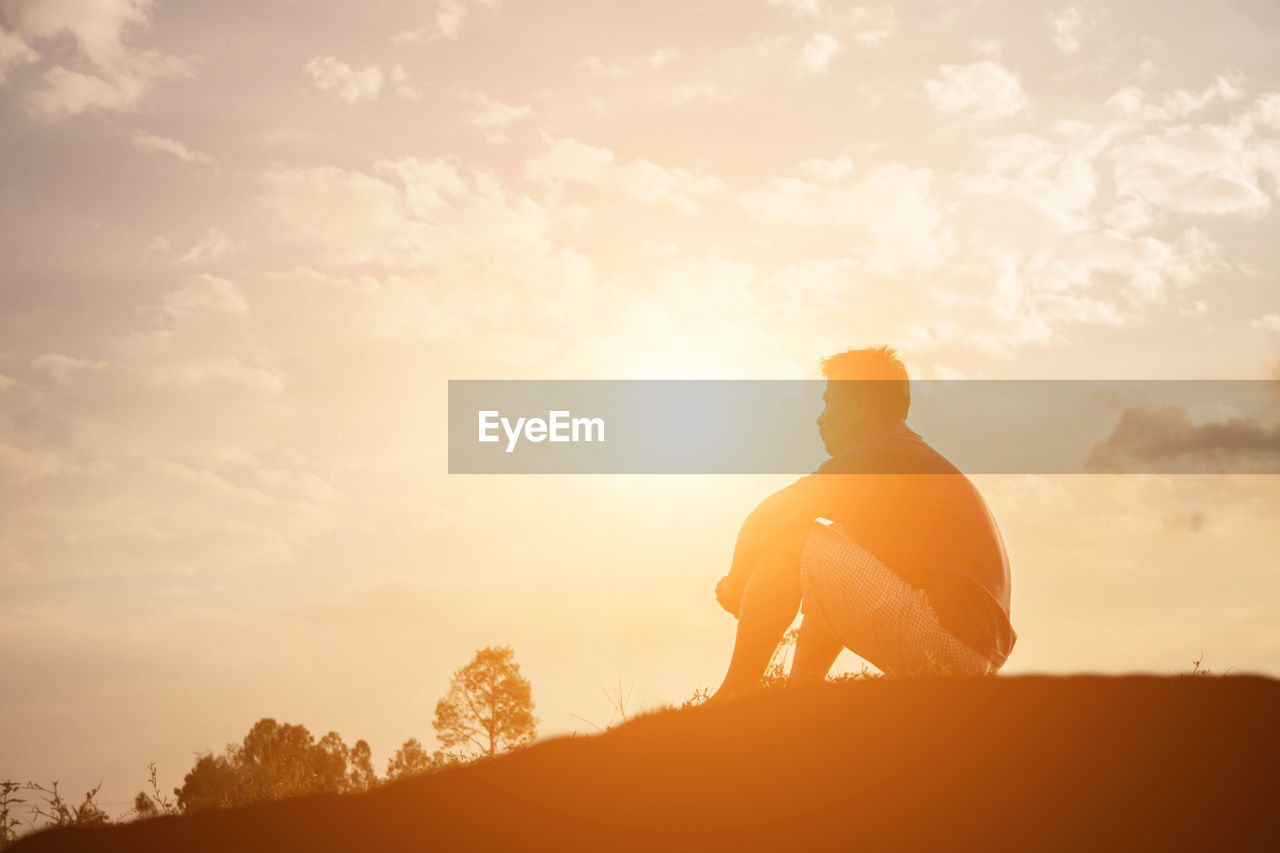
[789,420,1017,667]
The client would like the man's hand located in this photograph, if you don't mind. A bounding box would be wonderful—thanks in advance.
[715,574,744,618]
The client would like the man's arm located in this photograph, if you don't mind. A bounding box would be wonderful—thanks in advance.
[716,483,820,616]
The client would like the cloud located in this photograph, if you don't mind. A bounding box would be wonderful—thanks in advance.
[1047,7,1088,54]
[798,33,840,75]
[1256,93,1280,132]
[738,161,954,272]
[31,353,105,383]
[260,165,437,268]
[840,5,896,46]
[1110,122,1272,217]
[1252,314,1280,333]
[961,133,1097,233]
[663,81,739,106]
[131,130,213,165]
[1018,228,1223,318]
[1105,77,1245,123]
[259,157,595,329]
[160,275,249,316]
[524,134,725,213]
[925,61,1029,121]
[390,65,421,100]
[578,55,628,77]
[1085,406,1280,473]
[0,25,37,82]
[393,0,499,43]
[177,228,240,265]
[767,0,823,16]
[9,0,194,116]
[0,441,64,484]
[647,48,680,69]
[579,50,684,79]
[460,92,532,143]
[304,56,383,103]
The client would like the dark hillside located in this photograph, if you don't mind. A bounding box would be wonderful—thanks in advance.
[14,676,1280,852]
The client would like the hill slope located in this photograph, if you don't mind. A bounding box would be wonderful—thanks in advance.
[14,676,1280,852]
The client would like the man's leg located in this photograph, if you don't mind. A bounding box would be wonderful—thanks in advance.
[712,528,810,701]
[790,614,845,683]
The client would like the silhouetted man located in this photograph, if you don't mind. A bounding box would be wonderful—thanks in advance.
[712,346,1015,700]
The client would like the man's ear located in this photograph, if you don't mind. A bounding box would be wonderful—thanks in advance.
[835,380,866,423]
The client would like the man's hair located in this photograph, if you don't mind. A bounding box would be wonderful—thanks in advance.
[820,345,910,420]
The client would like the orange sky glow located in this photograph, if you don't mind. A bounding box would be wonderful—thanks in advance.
[1,0,1279,816]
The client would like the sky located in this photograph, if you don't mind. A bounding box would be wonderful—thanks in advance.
[2,0,1279,816]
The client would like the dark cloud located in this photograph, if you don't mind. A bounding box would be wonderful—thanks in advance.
[1084,406,1280,473]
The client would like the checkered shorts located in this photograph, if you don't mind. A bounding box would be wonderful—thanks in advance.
[799,521,996,678]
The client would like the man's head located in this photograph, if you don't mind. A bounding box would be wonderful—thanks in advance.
[816,346,910,455]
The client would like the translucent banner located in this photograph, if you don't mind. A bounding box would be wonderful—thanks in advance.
[447,380,1280,474]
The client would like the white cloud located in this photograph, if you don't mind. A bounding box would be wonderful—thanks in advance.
[436,0,470,38]
[559,46,691,83]
[647,48,680,69]
[663,81,739,106]
[1252,314,1280,333]
[1021,228,1223,315]
[0,441,64,485]
[161,274,249,316]
[1111,122,1272,217]
[738,161,954,273]
[304,56,383,103]
[1048,7,1088,54]
[962,133,1097,233]
[31,353,105,383]
[1253,93,1280,132]
[259,157,596,337]
[177,229,241,265]
[0,26,37,82]
[460,92,532,143]
[10,0,194,117]
[525,134,725,213]
[1106,77,1245,123]
[768,0,823,16]
[840,5,896,47]
[261,165,433,268]
[1103,196,1156,236]
[394,0,499,42]
[925,61,1029,121]
[390,65,421,100]
[798,155,854,181]
[578,55,628,77]
[798,32,840,75]
[131,130,213,165]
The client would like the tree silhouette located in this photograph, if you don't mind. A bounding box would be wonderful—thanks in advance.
[348,740,378,791]
[175,718,377,813]
[384,738,457,780]
[433,646,537,759]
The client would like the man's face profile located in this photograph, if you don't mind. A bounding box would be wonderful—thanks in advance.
[816,380,859,456]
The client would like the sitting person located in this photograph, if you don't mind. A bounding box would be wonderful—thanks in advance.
[712,346,1016,699]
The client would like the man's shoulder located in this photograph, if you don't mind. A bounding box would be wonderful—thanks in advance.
[814,426,954,476]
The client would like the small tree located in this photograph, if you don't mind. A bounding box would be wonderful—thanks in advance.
[348,740,378,791]
[175,718,376,813]
[433,646,537,759]
[385,738,457,780]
